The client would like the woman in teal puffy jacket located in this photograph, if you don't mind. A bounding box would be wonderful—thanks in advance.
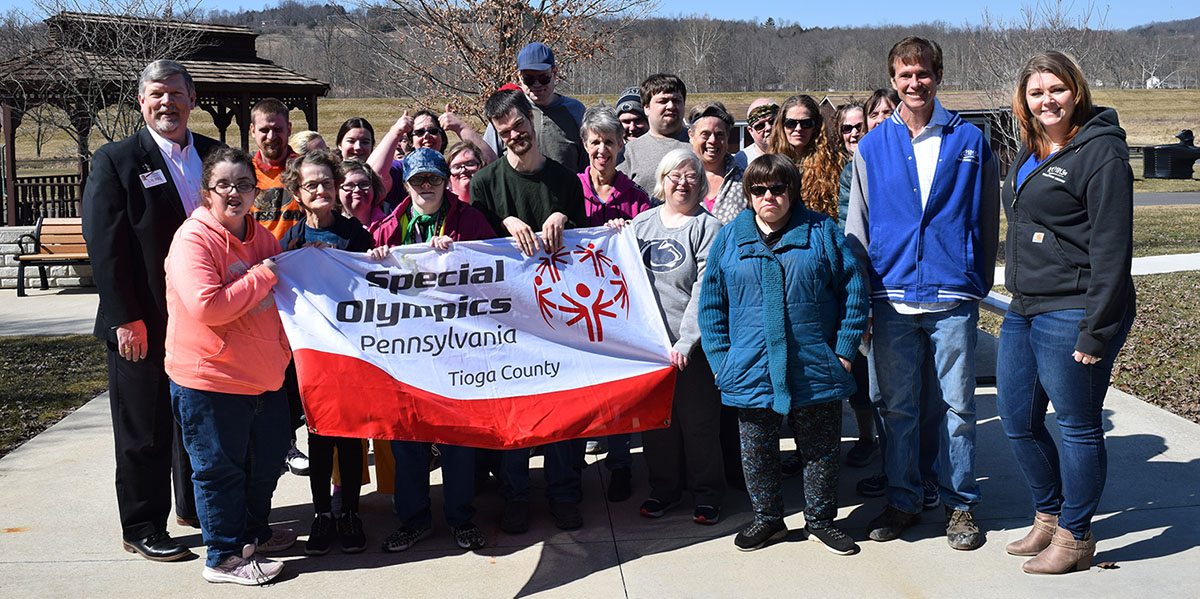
[699,153,868,554]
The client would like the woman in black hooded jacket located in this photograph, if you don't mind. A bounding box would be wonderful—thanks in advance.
[996,51,1135,576]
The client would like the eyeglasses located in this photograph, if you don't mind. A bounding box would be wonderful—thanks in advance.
[841,123,864,134]
[408,174,444,188]
[412,127,441,138]
[300,179,335,193]
[750,119,771,132]
[783,117,816,131]
[665,173,699,185]
[449,161,481,174]
[521,73,553,87]
[749,183,788,197]
[208,181,257,195]
[340,181,373,192]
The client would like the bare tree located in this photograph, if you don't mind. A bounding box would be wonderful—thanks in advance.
[339,0,658,115]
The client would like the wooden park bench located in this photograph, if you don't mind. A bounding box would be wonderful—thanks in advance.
[16,217,91,297]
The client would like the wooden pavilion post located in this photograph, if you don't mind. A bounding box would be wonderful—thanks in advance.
[2,104,18,226]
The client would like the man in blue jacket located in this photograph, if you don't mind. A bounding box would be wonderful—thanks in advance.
[845,36,999,551]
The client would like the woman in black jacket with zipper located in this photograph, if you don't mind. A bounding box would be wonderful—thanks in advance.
[996,51,1135,575]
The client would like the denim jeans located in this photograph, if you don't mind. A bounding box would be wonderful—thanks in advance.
[871,352,943,484]
[499,440,582,503]
[997,308,1132,539]
[871,300,980,514]
[391,441,476,529]
[170,382,290,567]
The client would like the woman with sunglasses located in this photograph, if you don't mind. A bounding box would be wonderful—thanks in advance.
[686,101,744,225]
[767,95,841,220]
[279,149,375,555]
[368,147,494,553]
[699,153,867,554]
[164,147,292,584]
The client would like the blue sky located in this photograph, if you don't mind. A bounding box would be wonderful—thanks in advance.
[2,0,1194,29]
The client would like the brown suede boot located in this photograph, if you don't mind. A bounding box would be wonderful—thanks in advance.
[1021,527,1095,575]
[1006,511,1057,556]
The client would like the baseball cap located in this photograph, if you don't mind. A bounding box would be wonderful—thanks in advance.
[403,148,449,181]
[517,42,555,71]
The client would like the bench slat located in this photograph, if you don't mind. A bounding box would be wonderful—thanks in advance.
[17,253,90,261]
[42,217,81,225]
[32,244,90,254]
[41,225,84,235]
[39,234,87,244]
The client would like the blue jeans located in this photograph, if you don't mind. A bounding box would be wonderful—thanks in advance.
[391,441,477,529]
[997,308,1132,539]
[871,300,980,514]
[170,382,290,567]
[499,441,582,503]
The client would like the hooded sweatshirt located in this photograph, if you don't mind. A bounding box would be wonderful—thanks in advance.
[164,206,290,395]
[1002,106,1135,356]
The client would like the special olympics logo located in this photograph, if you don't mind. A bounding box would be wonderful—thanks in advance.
[533,243,630,342]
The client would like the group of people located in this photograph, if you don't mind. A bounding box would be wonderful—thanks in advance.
[81,35,1134,586]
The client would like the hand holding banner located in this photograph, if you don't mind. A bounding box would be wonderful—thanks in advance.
[272,227,677,449]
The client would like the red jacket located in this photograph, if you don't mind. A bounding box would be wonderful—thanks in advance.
[369,192,496,246]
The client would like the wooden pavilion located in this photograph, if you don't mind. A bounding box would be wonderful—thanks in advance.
[0,11,330,226]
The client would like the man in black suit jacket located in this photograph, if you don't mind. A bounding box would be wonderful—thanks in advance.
[83,60,223,562]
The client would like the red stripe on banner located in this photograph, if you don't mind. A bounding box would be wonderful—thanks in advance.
[294,349,677,449]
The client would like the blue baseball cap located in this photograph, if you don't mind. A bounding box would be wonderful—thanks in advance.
[517,42,555,71]
[403,148,449,181]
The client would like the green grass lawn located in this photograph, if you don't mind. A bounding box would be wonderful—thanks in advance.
[0,335,108,458]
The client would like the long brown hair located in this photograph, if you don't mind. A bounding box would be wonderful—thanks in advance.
[1013,51,1094,160]
[767,94,840,219]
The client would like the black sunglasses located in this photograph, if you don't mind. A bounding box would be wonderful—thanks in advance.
[749,183,789,197]
[412,127,441,138]
[750,119,771,132]
[783,117,816,131]
[841,123,864,134]
[521,73,553,86]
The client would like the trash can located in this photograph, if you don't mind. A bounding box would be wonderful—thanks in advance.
[1143,130,1200,179]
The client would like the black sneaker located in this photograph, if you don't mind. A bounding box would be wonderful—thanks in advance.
[804,523,859,555]
[452,522,486,550]
[734,519,788,551]
[781,454,804,478]
[866,505,920,542]
[500,500,530,534]
[922,479,941,510]
[338,511,366,553]
[693,505,720,525]
[305,514,334,555]
[846,438,877,468]
[856,472,887,498]
[945,507,983,550]
[607,468,632,503]
[382,525,432,552]
[639,497,678,518]
[548,501,583,530]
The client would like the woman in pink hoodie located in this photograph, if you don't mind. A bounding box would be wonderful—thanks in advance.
[164,147,293,586]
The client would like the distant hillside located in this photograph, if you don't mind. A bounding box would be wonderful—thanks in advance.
[1130,15,1200,36]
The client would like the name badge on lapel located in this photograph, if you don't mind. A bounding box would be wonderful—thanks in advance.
[139,169,168,188]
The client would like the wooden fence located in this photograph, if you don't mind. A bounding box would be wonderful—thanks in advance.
[3,174,82,226]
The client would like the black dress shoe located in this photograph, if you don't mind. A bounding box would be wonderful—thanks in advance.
[123,531,195,562]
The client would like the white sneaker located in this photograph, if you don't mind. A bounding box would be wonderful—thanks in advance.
[286,444,310,476]
[202,544,283,585]
[255,527,297,554]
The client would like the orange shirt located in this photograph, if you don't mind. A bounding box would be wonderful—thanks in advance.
[251,147,302,241]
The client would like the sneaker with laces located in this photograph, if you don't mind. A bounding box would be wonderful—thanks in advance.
[780,454,804,478]
[255,527,297,554]
[923,479,941,510]
[203,544,283,585]
[639,497,678,518]
[549,501,583,530]
[805,523,860,555]
[945,507,983,550]
[855,472,887,498]
[845,437,878,468]
[452,522,486,550]
[338,511,366,553]
[286,443,310,476]
[305,514,334,555]
[693,505,720,525]
[867,505,920,542]
[382,525,432,552]
[734,519,788,551]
